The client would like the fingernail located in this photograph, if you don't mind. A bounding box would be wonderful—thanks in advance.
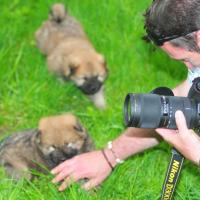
[51,170,55,174]
[52,179,56,183]
[59,187,64,191]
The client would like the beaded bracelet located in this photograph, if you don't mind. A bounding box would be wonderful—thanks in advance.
[101,149,114,171]
[107,141,124,164]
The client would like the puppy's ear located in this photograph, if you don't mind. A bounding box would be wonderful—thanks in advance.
[73,122,84,132]
[47,54,71,77]
[73,121,87,138]
[68,55,81,68]
[35,130,42,145]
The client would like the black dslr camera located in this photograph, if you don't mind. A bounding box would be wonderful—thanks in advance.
[124,77,200,130]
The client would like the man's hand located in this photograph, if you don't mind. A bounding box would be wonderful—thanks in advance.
[156,110,200,165]
[51,150,112,191]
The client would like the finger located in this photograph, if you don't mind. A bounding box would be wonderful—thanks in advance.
[51,159,73,174]
[175,110,188,133]
[82,178,101,190]
[52,167,74,183]
[58,174,79,191]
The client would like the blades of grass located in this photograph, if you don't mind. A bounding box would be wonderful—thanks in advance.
[6,41,25,83]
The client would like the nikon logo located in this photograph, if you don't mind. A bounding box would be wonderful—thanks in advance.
[163,160,180,200]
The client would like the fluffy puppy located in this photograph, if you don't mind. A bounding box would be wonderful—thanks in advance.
[0,114,94,180]
[35,3,108,109]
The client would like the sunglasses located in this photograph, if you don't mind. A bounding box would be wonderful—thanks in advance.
[144,27,200,46]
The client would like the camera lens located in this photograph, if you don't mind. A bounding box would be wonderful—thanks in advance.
[124,93,163,128]
[124,94,140,127]
[124,93,199,129]
[124,94,131,126]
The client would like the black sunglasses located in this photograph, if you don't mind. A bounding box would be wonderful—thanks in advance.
[144,27,200,46]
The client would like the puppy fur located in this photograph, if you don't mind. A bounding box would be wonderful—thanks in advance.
[0,114,94,180]
[35,3,108,109]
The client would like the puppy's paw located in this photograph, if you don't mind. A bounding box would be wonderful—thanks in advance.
[88,87,106,109]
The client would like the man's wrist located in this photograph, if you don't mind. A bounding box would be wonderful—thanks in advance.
[101,149,114,171]
[107,141,124,164]
[103,147,118,168]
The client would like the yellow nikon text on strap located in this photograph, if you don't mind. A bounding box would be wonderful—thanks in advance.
[161,149,184,200]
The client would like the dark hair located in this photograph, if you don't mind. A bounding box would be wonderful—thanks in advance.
[144,0,200,51]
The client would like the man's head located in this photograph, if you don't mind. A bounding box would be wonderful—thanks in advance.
[144,0,200,52]
[161,41,200,68]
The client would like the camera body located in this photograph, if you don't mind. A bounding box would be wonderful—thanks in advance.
[124,77,200,129]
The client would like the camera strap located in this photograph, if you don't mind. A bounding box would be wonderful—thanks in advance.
[161,148,184,200]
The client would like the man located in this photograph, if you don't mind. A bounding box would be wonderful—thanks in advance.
[51,0,200,191]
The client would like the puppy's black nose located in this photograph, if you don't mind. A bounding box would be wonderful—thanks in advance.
[55,17,62,23]
[66,149,78,158]
[78,77,102,95]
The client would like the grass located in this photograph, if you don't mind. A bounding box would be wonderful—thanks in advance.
[0,0,199,199]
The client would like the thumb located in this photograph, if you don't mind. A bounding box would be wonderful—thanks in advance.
[175,110,188,133]
[82,178,101,190]
[156,128,176,140]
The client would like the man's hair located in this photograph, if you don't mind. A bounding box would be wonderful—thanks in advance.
[144,0,200,51]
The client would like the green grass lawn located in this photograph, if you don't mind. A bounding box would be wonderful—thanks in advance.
[0,0,199,199]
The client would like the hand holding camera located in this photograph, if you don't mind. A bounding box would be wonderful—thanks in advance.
[124,77,200,164]
[156,110,200,165]
[124,77,200,199]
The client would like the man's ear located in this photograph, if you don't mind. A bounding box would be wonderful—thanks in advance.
[196,30,200,48]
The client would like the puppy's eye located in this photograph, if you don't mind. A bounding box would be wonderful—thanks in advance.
[73,123,83,132]
[70,67,78,75]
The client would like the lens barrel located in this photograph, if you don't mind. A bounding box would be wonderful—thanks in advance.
[124,93,199,129]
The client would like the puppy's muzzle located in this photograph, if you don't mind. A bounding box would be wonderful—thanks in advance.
[78,77,102,95]
[55,17,62,23]
[50,149,78,165]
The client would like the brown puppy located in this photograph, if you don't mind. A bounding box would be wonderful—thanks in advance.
[35,3,108,109]
[0,114,94,180]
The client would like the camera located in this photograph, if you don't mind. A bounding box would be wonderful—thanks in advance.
[124,77,200,129]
